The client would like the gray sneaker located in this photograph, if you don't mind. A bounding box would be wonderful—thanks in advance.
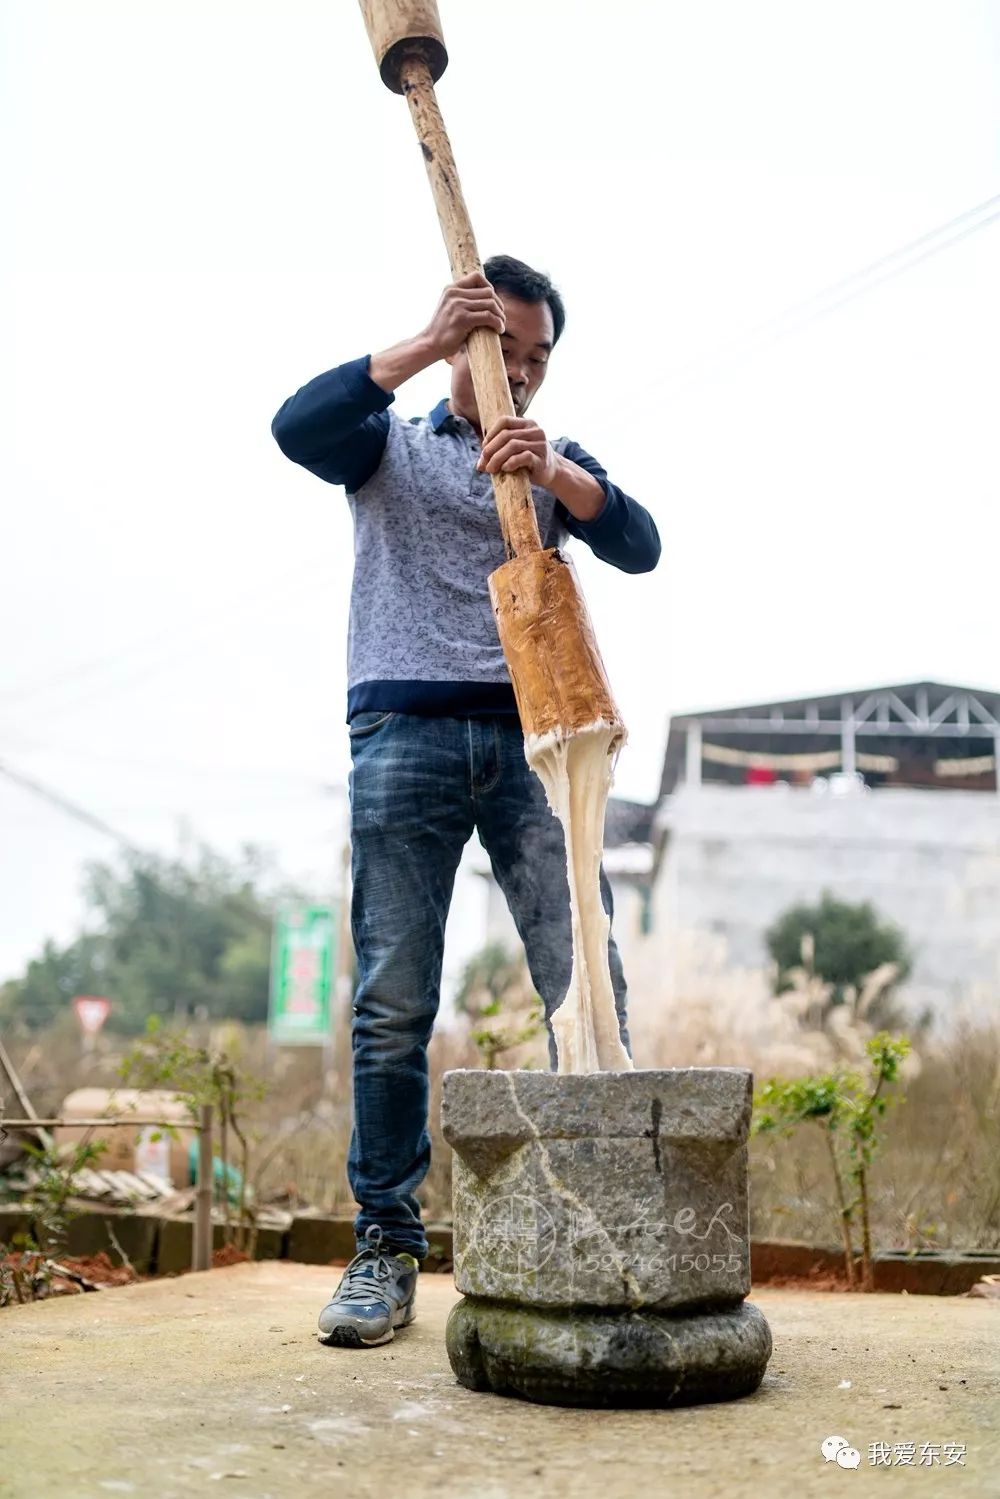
[317,1225,419,1348]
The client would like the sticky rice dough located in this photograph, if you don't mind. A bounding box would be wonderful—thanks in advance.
[525,721,633,1074]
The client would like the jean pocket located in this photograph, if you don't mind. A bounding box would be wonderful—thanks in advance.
[349,710,396,740]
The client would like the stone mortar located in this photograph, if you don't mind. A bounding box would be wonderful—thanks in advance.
[441,1067,773,1407]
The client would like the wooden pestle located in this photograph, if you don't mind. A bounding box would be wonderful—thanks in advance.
[356,1,631,1071]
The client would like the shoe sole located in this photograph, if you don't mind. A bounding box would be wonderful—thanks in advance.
[318,1303,415,1349]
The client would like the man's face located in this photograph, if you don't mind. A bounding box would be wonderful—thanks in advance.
[447,291,554,431]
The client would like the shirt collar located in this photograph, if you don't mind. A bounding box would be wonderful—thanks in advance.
[430,398,479,437]
[429,397,455,433]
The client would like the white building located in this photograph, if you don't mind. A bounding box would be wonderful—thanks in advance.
[481,681,1000,1026]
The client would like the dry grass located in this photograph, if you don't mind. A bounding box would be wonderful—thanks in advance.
[3,992,997,1250]
[747,1040,1000,1253]
[628,969,1000,1253]
[0,1012,546,1225]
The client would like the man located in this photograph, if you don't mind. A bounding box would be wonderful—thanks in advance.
[271,255,660,1348]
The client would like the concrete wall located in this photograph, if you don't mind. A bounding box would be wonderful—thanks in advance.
[478,782,1000,1027]
[634,782,1000,1023]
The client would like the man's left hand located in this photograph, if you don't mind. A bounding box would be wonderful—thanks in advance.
[476,416,559,488]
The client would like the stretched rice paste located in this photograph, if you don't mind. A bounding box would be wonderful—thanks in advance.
[526,720,634,1074]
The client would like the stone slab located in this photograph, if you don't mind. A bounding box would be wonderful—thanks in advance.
[751,1241,1000,1295]
[62,1207,159,1273]
[287,1213,359,1263]
[155,1218,287,1275]
[444,1068,753,1311]
[0,1204,33,1246]
[873,1251,1000,1296]
[287,1213,454,1268]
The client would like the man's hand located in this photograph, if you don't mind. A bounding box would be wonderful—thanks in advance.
[421,272,506,360]
[478,415,607,521]
[476,415,559,488]
[369,273,505,394]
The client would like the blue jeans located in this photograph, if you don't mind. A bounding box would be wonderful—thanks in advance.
[346,712,631,1259]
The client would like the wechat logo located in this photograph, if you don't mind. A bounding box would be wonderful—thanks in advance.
[822,1436,861,1470]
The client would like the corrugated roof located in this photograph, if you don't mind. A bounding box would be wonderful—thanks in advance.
[659,680,1000,798]
[668,679,1000,724]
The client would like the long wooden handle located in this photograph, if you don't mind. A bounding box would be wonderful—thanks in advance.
[399,57,542,558]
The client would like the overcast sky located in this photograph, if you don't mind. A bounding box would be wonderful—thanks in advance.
[2,0,999,997]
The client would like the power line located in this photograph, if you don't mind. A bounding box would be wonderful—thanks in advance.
[0,759,281,949]
[750,192,1000,325]
[617,191,1000,415]
[0,757,145,854]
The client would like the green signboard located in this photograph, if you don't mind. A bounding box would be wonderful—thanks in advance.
[269,905,336,1046]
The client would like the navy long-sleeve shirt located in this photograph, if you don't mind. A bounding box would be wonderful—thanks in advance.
[272,356,660,719]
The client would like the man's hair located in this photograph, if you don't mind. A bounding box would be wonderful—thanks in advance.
[483,254,565,345]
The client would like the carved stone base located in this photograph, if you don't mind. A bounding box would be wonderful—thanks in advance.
[446,1295,772,1409]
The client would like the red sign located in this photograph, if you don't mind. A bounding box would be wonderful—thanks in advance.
[73,995,112,1035]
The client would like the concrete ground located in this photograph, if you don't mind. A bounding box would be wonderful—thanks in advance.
[1,1263,998,1499]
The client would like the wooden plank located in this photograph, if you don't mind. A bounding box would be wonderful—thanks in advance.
[113,1170,158,1200]
[135,1171,175,1196]
[96,1171,137,1202]
[72,1168,113,1198]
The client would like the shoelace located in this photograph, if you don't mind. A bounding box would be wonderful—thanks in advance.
[335,1225,398,1304]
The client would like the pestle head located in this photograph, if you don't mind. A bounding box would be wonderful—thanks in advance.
[488,548,626,745]
[358,0,449,94]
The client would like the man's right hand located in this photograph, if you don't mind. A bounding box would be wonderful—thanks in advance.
[420,273,506,359]
[368,273,505,395]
